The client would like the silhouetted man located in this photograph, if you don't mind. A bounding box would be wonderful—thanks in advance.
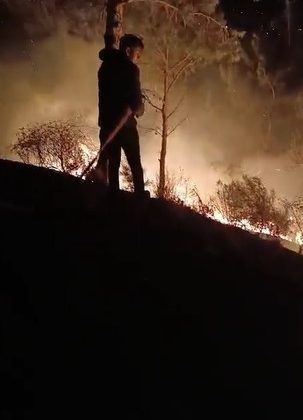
[95,34,147,195]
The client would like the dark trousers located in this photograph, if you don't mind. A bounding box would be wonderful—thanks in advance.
[97,125,144,193]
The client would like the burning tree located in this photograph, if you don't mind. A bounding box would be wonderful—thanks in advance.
[143,38,197,198]
[211,175,290,236]
[12,119,96,175]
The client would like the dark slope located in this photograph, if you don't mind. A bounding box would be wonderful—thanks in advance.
[0,159,303,419]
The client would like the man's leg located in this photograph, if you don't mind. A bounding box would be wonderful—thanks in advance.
[107,142,122,191]
[122,127,145,193]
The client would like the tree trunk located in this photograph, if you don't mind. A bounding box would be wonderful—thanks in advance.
[159,68,168,198]
[104,0,125,49]
[159,118,168,197]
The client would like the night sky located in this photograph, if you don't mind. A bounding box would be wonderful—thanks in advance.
[221,0,286,31]
[221,0,303,89]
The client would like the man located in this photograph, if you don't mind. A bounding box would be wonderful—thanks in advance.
[95,34,147,196]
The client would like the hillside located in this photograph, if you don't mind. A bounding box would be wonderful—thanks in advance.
[1,159,303,419]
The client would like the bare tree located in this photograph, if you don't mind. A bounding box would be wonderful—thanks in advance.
[143,52,195,197]
[12,119,96,175]
[135,1,232,197]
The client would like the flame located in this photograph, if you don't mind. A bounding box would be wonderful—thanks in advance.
[207,210,303,248]
[211,210,286,238]
[295,231,303,246]
[173,190,302,248]
[150,176,303,248]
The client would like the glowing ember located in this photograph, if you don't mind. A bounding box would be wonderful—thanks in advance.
[295,232,303,246]
[208,210,301,247]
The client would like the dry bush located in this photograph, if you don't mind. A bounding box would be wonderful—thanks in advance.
[152,170,191,205]
[211,175,290,236]
[190,186,214,217]
[12,119,96,175]
[283,198,303,244]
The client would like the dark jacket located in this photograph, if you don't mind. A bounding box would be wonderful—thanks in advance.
[98,48,144,130]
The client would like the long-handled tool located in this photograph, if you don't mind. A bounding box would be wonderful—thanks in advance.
[80,107,133,180]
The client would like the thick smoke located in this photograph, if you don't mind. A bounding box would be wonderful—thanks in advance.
[0,31,101,155]
[0,0,104,155]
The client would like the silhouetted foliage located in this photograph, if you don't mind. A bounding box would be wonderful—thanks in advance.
[190,186,214,217]
[120,158,150,192]
[120,159,134,192]
[283,198,303,246]
[212,175,290,236]
[12,119,96,175]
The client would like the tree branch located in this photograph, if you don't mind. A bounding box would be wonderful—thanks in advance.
[138,125,161,135]
[123,0,227,29]
[167,57,196,92]
[191,11,227,31]
[156,46,168,65]
[125,0,184,24]
[145,97,162,112]
[169,53,192,72]
[143,88,162,101]
[126,0,178,12]
[143,89,163,112]
[167,95,184,119]
[167,117,188,136]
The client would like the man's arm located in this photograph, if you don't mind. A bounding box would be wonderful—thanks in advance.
[128,65,144,117]
[101,65,144,153]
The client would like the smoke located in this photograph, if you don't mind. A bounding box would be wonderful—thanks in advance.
[0,0,104,155]
[0,0,303,201]
[0,29,101,155]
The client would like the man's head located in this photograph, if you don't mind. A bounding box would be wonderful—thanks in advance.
[119,34,144,64]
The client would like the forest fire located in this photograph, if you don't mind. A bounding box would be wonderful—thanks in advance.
[210,207,303,250]
[2,2,303,419]
[211,211,288,241]
[1,0,303,253]
[167,173,303,249]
